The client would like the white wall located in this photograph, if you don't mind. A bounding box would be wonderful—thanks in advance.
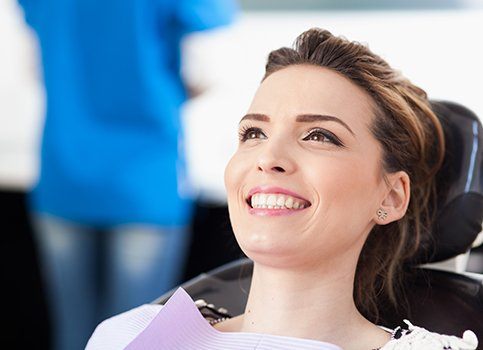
[0,0,43,190]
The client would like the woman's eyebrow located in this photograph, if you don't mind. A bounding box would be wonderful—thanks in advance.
[239,113,270,123]
[296,114,355,136]
[239,113,354,136]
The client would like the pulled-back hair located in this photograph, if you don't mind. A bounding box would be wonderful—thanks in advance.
[263,28,445,322]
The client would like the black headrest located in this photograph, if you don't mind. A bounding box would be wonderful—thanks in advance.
[412,101,483,264]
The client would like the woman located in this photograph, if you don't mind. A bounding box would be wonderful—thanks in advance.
[86,28,478,350]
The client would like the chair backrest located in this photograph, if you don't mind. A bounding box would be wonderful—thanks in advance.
[413,101,483,264]
[154,258,252,316]
[154,101,483,340]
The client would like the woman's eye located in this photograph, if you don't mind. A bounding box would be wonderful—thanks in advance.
[239,127,266,142]
[302,129,343,146]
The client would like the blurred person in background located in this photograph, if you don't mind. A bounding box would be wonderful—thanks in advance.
[0,1,49,348]
[16,0,237,349]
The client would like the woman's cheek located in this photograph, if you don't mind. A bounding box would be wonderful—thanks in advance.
[225,152,247,204]
[224,153,240,189]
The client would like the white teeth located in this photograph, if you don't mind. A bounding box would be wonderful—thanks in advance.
[267,195,277,206]
[259,193,267,205]
[251,195,258,207]
[285,197,293,209]
[249,193,308,210]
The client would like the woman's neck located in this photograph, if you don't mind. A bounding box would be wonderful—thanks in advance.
[234,258,390,350]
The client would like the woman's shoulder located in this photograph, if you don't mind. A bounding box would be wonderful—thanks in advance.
[85,303,163,350]
[381,320,478,350]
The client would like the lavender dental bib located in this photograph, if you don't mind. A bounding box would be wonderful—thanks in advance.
[125,288,341,350]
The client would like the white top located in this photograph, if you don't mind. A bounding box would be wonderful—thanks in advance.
[86,288,478,350]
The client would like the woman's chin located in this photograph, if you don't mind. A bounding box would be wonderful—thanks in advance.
[238,236,300,266]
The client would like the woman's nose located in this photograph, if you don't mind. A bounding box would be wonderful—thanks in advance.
[256,143,295,175]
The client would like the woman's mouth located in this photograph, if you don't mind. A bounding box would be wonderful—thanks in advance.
[245,186,311,216]
[247,193,311,210]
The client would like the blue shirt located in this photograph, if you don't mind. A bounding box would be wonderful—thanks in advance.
[19,0,237,226]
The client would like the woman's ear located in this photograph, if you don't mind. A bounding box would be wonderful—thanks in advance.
[375,171,410,225]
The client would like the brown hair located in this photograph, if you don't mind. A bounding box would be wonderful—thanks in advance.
[263,28,445,322]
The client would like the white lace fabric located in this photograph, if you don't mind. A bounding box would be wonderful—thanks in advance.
[382,320,478,350]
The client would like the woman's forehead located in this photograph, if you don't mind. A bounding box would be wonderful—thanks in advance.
[247,65,375,130]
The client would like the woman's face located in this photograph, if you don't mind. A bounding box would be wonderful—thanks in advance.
[224,65,388,269]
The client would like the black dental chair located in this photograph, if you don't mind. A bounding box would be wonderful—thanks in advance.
[155,101,483,341]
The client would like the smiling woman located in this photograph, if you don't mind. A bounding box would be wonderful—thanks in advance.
[86,29,478,350]
[228,29,446,324]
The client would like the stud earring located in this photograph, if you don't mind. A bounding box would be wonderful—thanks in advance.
[377,208,388,220]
